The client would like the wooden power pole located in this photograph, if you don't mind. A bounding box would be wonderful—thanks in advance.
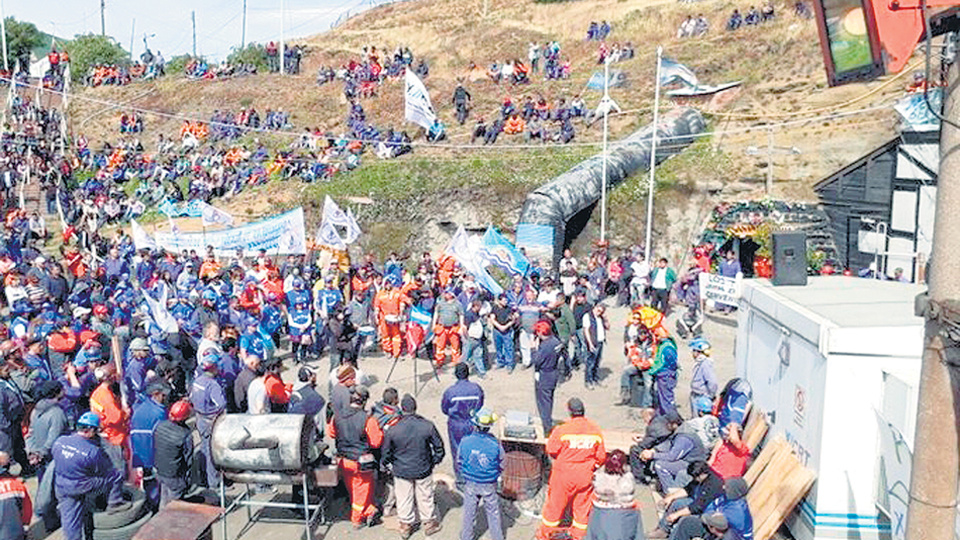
[100,0,106,36]
[191,11,197,57]
[906,36,960,540]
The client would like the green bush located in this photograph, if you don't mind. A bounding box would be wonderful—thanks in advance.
[227,43,268,73]
[65,34,128,83]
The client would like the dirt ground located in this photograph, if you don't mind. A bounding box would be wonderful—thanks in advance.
[26,303,743,540]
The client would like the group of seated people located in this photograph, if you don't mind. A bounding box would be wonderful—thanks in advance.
[487,59,533,85]
[587,20,613,40]
[119,112,144,134]
[677,15,710,38]
[85,64,132,87]
[598,42,636,64]
[727,3,775,30]
[186,58,257,80]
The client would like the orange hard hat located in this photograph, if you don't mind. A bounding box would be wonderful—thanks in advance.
[169,399,193,422]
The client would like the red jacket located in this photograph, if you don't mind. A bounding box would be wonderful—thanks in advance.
[90,382,128,446]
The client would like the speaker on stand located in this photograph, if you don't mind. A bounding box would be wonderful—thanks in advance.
[771,231,808,286]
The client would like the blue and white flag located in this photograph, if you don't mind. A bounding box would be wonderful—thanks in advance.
[659,57,699,88]
[316,219,347,251]
[404,68,437,130]
[479,226,529,277]
[322,196,352,228]
[200,202,234,227]
[131,220,157,251]
[344,208,362,244]
[142,281,179,334]
[446,226,503,295]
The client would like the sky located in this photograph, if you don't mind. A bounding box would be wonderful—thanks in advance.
[6,0,370,61]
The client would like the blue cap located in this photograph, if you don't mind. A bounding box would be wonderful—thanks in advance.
[73,355,90,369]
[694,395,714,414]
[77,411,101,429]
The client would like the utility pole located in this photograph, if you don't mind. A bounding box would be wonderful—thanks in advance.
[241,0,247,49]
[100,0,106,36]
[599,56,611,243]
[905,46,960,540]
[129,18,135,60]
[644,46,663,263]
[0,0,8,72]
[191,11,197,57]
[279,0,285,75]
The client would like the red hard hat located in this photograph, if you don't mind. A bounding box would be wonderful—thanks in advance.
[93,304,109,318]
[534,320,552,336]
[169,399,193,422]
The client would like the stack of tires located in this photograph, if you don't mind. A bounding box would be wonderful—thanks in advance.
[92,489,153,540]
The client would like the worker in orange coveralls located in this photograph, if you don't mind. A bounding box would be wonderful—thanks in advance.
[537,397,606,540]
[374,277,409,360]
[328,387,384,528]
[432,288,464,366]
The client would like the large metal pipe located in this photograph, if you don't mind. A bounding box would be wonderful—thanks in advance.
[212,414,315,472]
[516,107,706,267]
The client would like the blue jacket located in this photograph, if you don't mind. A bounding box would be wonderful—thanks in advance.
[130,399,166,469]
[706,495,754,540]
[190,374,227,418]
[457,431,504,484]
[52,434,119,496]
[441,380,484,425]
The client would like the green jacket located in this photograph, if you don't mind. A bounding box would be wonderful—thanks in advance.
[554,304,576,342]
[649,337,678,375]
[650,266,677,290]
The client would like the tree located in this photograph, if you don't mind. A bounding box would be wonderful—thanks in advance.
[4,17,44,73]
[226,43,268,73]
[64,34,128,83]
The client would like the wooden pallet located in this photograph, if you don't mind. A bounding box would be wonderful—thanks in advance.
[744,434,817,540]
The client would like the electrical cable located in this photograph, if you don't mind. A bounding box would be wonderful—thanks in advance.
[922,0,960,129]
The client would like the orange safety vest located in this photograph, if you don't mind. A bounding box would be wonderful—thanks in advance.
[90,382,128,446]
[545,416,605,473]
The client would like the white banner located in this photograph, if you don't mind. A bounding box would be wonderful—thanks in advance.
[316,219,347,251]
[699,272,741,308]
[148,207,307,256]
[344,208,362,244]
[404,68,437,130]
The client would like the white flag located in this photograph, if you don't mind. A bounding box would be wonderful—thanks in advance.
[322,196,352,228]
[131,220,157,251]
[343,208,362,244]
[143,282,179,334]
[200,201,235,227]
[404,68,437,130]
[316,220,347,251]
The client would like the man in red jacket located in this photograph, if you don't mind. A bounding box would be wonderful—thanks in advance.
[0,451,31,540]
[537,398,606,540]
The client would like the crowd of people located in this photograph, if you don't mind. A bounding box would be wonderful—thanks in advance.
[184,58,256,80]
[0,197,757,540]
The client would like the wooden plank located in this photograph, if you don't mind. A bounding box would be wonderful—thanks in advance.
[743,412,769,451]
[745,435,788,487]
[755,467,816,540]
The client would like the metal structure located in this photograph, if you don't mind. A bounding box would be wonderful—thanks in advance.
[516,107,706,268]
[213,414,333,540]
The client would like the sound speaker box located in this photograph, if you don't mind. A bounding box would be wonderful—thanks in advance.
[772,231,807,286]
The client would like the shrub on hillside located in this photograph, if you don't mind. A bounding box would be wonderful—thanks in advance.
[4,17,45,73]
[227,43,268,73]
[166,54,197,75]
[66,34,128,83]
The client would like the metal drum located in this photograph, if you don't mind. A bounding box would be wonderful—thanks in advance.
[211,414,315,472]
[500,451,543,501]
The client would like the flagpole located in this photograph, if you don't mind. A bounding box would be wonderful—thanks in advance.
[644,46,662,263]
[600,55,610,244]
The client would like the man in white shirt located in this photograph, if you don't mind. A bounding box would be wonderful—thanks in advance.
[630,255,650,305]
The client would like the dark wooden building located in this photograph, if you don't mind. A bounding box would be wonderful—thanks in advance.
[814,130,938,281]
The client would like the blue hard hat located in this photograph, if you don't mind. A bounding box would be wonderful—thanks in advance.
[689,337,711,354]
[77,411,101,429]
[202,289,217,302]
[694,395,714,414]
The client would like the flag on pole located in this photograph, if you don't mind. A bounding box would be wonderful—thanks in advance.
[446,226,503,295]
[322,196,352,228]
[199,201,235,227]
[479,227,530,276]
[142,282,179,334]
[404,68,437,130]
[343,208,362,244]
[316,220,347,251]
[659,57,699,88]
[131,220,157,251]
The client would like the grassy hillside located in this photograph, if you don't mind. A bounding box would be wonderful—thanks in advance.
[67,0,910,259]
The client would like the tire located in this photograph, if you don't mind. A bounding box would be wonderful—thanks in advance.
[93,489,147,530]
[93,509,153,540]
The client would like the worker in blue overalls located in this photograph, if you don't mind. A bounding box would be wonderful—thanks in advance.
[440,363,484,486]
[53,412,130,540]
[532,320,564,435]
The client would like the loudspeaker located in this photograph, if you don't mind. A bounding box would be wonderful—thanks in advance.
[772,231,807,286]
